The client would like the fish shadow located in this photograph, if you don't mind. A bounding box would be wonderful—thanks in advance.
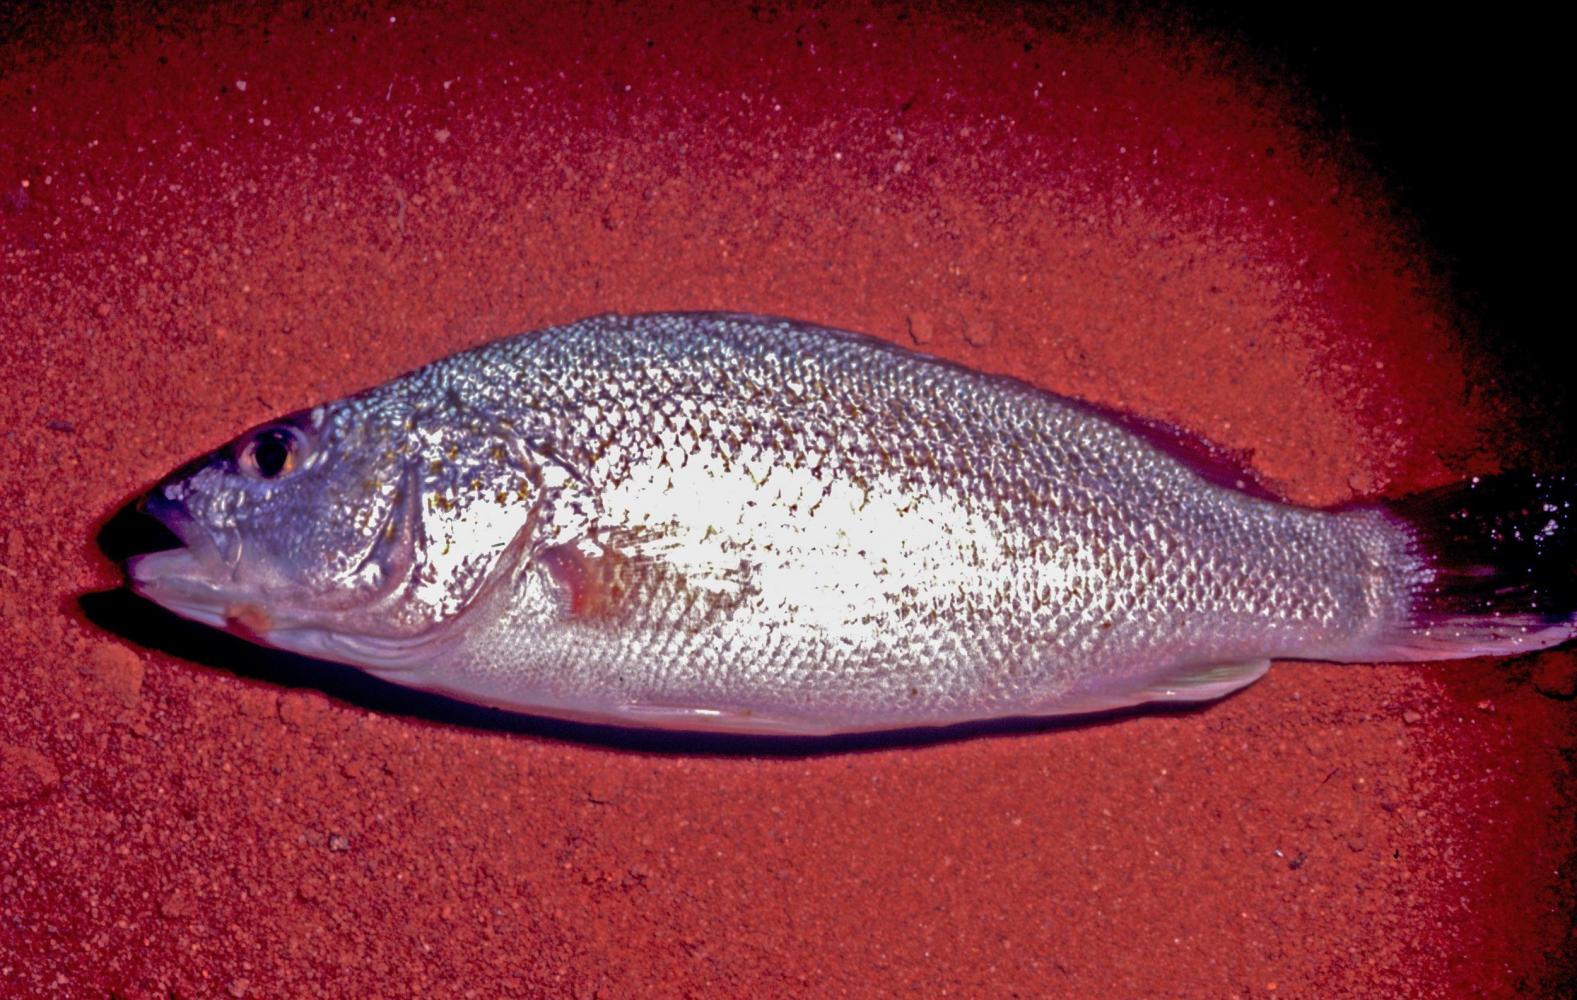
[83,498,1220,758]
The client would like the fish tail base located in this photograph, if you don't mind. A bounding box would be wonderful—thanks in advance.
[1365,472,1576,661]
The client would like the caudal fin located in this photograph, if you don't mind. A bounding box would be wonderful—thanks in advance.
[1366,473,1576,661]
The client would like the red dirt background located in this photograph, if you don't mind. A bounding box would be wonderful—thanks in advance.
[2,3,1572,997]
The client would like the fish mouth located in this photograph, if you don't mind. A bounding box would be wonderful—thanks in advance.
[126,490,246,630]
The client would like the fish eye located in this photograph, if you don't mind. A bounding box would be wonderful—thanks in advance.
[238,425,309,481]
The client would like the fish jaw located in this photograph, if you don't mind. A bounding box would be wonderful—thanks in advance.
[130,547,447,673]
[127,487,247,628]
[130,539,450,667]
[127,546,235,630]
[128,532,298,639]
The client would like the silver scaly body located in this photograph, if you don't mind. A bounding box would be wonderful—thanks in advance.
[132,313,1571,735]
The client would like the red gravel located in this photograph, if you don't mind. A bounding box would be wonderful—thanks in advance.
[2,4,1571,997]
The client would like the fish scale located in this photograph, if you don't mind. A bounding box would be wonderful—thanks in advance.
[357,316,1374,710]
[129,312,1577,735]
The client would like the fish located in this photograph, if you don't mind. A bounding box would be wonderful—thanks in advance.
[126,312,1577,735]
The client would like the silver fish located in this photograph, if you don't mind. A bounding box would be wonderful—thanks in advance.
[128,312,1576,734]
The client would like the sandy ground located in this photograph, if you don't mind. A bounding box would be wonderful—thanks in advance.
[2,3,1572,997]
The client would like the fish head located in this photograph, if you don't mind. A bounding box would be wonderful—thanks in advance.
[127,391,532,671]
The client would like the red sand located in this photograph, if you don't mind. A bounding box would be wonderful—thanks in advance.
[2,4,1572,997]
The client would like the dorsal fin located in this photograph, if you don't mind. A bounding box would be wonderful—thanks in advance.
[1068,394,1284,502]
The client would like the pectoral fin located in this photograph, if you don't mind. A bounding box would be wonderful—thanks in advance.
[539,541,633,620]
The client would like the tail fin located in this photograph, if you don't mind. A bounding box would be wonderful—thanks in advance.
[1368,473,1576,661]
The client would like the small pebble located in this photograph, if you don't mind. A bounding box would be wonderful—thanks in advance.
[235,689,279,719]
[963,314,995,348]
[160,890,196,920]
[278,690,331,728]
[0,743,60,807]
[84,643,145,706]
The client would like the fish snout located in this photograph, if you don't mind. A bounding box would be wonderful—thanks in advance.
[138,487,215,562]
[128,484,236,590]
[139,487,192,535]
[126,489,233,630]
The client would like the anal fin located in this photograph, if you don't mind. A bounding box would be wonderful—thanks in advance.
[1144,659,1271,702]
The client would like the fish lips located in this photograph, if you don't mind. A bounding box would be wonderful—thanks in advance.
[126,490,250,631]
